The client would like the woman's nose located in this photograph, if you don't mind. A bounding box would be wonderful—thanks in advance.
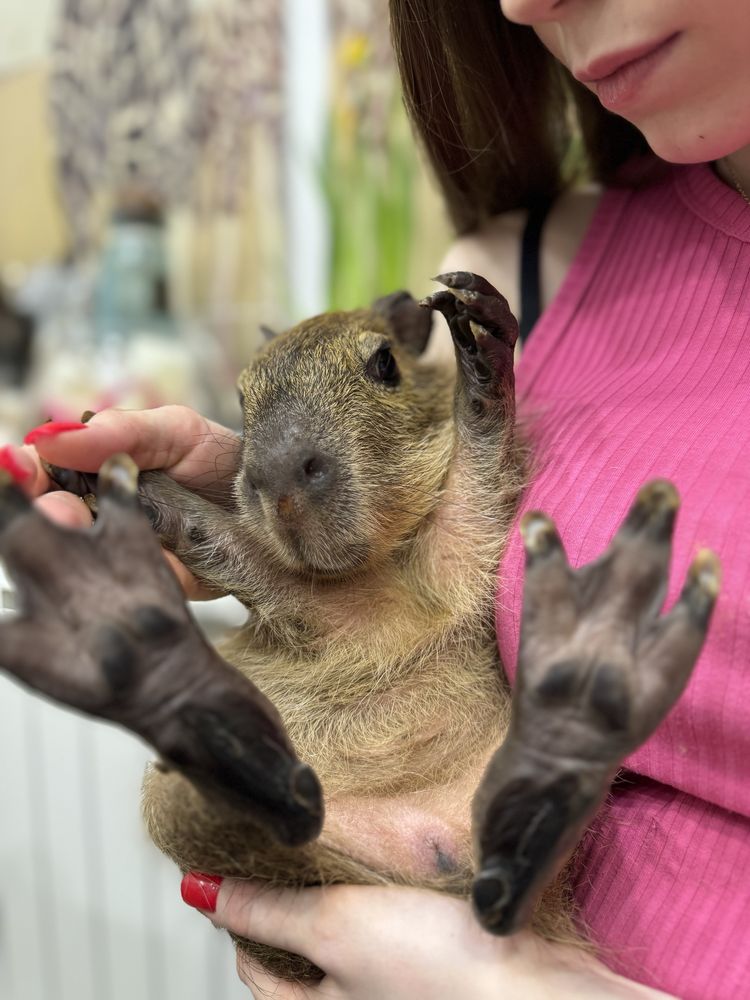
[500,0,564,25]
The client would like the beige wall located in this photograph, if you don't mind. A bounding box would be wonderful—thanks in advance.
[0,66,67,268]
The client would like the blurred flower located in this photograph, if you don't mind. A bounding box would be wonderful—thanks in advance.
[337,33,370,70]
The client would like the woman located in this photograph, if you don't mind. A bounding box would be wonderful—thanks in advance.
[10,0,750,996]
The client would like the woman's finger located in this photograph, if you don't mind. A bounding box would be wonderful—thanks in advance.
[0,444,52,497]
[181,875,332,970]
[10,413,233,598]
[33,490,95,529]
[27,406,241,489]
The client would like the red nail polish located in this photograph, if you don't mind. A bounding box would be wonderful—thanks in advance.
[0,445,32,483]
[24,421,89,445]
[181,872,224,912]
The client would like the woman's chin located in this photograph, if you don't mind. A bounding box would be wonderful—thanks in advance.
[635,111,750,167]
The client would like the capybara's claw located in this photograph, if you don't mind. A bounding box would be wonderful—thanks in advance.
[98,453,139,504]
[431,271,518,349]
[472,479,719,935]
[44,461,100,514]
[421,273,518,420]
[420,289,479,354]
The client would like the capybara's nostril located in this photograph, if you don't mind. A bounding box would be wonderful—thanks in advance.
[302,453,330,484]
[249,439,337,502]
[290,449,336,496]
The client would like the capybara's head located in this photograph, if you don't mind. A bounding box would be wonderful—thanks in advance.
[235,291,455,577]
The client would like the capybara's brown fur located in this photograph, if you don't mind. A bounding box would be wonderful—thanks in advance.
[140,285,576,979]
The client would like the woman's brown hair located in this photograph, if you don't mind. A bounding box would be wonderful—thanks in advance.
[390,0,652,233]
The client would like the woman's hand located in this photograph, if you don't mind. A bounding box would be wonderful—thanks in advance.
[1,406,241,598]
[180,875,673,999]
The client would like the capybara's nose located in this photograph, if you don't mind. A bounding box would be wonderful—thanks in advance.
[247,444,337,504]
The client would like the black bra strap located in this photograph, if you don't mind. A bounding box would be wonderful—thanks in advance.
[519,197,555,344]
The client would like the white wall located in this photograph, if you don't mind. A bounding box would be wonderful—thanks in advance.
[283,0,330,318]
[0,0,56,75]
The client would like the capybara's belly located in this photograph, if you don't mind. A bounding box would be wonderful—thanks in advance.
[320,771,483,879]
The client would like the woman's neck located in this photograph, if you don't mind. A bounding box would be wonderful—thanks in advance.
[714,144,750,202]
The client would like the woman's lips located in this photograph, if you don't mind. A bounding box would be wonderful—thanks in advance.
[574,33,680,112]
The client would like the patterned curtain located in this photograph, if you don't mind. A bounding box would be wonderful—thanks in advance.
[50,0,201,256]
[46,0,445,362]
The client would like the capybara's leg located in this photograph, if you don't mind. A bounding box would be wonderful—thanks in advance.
[0,456,322,846]
[471,480,719,934]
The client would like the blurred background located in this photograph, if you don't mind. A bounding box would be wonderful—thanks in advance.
[0,1,450,998]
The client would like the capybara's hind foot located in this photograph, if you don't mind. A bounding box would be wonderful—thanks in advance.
[0,455,323,846]
[471,480,719,935]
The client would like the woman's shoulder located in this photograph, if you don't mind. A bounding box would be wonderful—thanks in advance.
[424,186,602,363]
[440,186,603,318]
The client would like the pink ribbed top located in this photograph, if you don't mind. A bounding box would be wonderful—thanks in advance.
[496,163,750,999]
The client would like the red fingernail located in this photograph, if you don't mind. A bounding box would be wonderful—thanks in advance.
[181,872,224,912]
[24,421,89,445]
[0,445,32,483]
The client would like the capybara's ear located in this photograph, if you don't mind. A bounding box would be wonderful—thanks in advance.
[372,289,433,356]
[259,324,278,343]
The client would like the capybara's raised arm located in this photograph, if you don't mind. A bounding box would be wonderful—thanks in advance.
[0,456,322,847]
[421,270,517,427]
[471,479,720,934]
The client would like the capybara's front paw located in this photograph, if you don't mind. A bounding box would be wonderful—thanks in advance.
[421,272,518,417]
[428,271,518,346]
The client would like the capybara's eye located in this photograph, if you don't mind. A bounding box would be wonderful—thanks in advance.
[366,345,400,387]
